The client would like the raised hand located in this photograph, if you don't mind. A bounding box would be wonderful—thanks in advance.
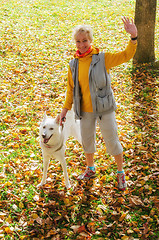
[122,16,137,38]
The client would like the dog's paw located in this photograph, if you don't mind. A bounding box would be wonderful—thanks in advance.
[37,182,45,188]
[66,183,71,189]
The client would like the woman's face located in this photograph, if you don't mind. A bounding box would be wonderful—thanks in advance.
[75,32,91,54]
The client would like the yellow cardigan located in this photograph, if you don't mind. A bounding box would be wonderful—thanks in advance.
[64,41,137,112]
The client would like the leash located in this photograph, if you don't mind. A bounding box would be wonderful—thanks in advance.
[61,116,66,129]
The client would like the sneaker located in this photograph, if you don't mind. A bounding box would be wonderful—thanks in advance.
[117,172,127,191]
[77,167,96,180]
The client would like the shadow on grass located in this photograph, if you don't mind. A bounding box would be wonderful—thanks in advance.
[131,64,158,163]
[27,179,98,239]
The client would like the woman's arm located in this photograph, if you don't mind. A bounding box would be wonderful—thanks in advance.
[63,67,74,109]
[57,67,74,126]
[105,17,138,70]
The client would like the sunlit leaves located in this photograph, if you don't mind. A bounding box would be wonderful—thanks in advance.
[0,0,159,239]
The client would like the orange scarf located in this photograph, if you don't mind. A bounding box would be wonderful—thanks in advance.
[75,46,93,58]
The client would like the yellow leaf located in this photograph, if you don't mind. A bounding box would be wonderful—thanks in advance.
[13,144,19,148]
[125,176,129,181]
[19,202,24,209]
[31,213,39,219]
[121,236,129,240]
[100,175,106,182]
[64,198,72,206]
[5,181,12,187]
[20,236,27,240]
[6,215,12,224]
[127,229,134,234]
[5,227,14,234]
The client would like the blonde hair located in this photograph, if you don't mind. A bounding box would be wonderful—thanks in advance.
[73,25,93,41]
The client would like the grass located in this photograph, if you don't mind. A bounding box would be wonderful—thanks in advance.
[0,0,159,239]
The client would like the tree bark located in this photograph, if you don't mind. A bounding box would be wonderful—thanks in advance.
[134,0,157,64]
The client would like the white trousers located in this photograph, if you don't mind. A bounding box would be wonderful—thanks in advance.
[80,111,123,155]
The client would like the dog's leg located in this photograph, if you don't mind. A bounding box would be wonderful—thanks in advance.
[56,151,71,189]
[37,154,50,188]
[61,160,71,189]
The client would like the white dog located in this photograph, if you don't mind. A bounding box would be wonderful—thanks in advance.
[38,109,81,189]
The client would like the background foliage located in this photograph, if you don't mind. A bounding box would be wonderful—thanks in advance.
[0,0,158,239]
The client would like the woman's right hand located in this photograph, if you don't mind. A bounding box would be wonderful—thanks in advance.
[56,108,68,126]
[122,16,137,38]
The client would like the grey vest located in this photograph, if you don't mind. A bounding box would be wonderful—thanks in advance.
[69,52,117,119]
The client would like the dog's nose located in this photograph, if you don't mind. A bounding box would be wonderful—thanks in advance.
[42,133,46,139]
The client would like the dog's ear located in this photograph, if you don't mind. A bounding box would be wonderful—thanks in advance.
[55,115,60,125]
[43,112,47,121]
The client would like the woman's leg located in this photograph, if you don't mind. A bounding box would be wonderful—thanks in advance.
[98,112,123,157]
[78,112,96,179]
[85,153,94,167]
[114,152,123,171]
[115,152,127,190]
[80,112,96,157]
[98,112,127,190]
[78,152,96,180]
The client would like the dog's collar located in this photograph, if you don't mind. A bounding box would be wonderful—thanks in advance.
[41,135,64,152]
[43,144,52,149]
[54,141,64,152]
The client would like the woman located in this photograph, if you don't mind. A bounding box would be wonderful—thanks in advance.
[58,17,137,190]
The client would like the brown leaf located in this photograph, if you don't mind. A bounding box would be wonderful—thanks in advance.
[129,196,143,206]
[70,225,81,233]
[78,225,86,233]
[119,212,127,221]
[36,217,43,225]
[143,222,149,235]
[46,229,57,237]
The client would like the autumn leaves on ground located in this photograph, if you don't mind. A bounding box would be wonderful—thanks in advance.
[0,0,158,239]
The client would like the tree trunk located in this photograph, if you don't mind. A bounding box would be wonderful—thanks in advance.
[134,0,157,64]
